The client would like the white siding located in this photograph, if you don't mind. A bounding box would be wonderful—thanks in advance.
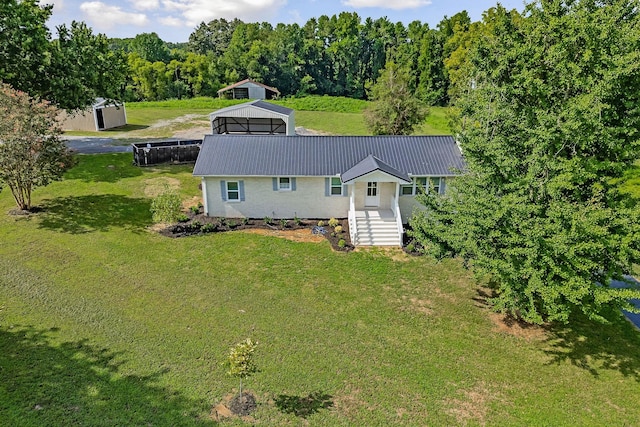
[247,86,266,99]
[353,181,394,210]
[203,176,349,219]
[398,196,427,223]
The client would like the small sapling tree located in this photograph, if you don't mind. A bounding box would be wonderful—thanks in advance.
[224,338,258,399]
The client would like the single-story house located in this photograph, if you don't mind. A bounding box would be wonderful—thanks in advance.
[210,100,295,136]
[60,98,127,131]
[217,79,280,100]
[193,135,465,246]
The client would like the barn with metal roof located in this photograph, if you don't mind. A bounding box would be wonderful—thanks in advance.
[209,100,295,136]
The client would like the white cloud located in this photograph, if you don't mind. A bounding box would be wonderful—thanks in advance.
[158,16,184,27]
[159,0,287,27]
[48,0,65,11]
[80,2,149,29]
[342,0,431,9]
[129,0,160,11]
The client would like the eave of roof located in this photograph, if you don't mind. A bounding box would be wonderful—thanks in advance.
[341,154,411,183]
[216,78,281,94]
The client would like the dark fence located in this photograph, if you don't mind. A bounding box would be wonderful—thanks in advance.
[132,139,202,166]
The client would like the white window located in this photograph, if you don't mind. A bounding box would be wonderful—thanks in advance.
[330,177,343,195]
[401,177,445,196]
[278,177,291,191]
[430,177,441,194]
[226,181,240,201]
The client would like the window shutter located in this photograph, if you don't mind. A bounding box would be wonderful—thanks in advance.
[342,184,348,197]
[440,178,446,194]
[239,180,245,201]
[325,178,330,197]
[272,177,278,191]
[291,177,297,191]
[220,180,227,201]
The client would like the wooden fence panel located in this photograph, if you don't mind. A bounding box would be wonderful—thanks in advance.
[132,140,202,166]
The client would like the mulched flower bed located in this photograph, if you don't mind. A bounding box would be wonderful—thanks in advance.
[159,209,354,252]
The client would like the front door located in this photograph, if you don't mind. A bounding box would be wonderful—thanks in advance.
[365,181,380,207]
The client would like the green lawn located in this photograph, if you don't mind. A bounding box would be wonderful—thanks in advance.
[64,97,452,138]
[1,153,639,425]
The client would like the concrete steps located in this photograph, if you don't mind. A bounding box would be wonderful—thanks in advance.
[354,212,401,246]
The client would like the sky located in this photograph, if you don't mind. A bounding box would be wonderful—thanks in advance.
[45,0,527,43]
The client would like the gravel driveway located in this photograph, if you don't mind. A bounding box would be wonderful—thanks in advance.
[63,136,132,154]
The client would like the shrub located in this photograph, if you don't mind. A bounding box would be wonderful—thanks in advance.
[338,239,346,248]
[317,220,325,227]
[242,217,250,225]
[228,220,237,228]
[150,186,182,223]
[293,215,302,226]
[201,223,216,233]
[334,225,343,234]
[177,213,189,223]
[328,218,339,227]
[218,217,226,226]
[264,216,273,225]
[190,205,200,214]
[406,243,415,253]
[280,218,288,229]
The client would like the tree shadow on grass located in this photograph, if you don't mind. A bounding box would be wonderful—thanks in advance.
[36,194,152,234]
[274,391,333,418]
[65,153,143,183]
[543,308,640,381]
[0,325,214,426]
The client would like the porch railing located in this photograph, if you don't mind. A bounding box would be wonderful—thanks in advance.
[348,190,357,244]
[390,194,404,246]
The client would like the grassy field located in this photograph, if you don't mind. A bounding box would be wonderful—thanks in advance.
[63,96,451,138]
[1,153,640,426]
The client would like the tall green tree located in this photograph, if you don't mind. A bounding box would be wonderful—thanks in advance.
[188,18,242,56]
[364,62,427,135]
[131,32,170,63]
[46,21,127,110]
[409,0,640,324]
[0,83,75,211]
[0,0,52,98]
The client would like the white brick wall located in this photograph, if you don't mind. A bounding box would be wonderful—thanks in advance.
[203,176,350,219]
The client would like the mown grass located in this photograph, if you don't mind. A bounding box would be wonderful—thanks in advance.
[1,153,640,426]
[63,96,452,138]
[274,96,368,113]
[295,111,369,135]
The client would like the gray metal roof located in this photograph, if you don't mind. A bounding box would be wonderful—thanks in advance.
[341,154,411,183]
[209,100,293,120]
[193,135,464,178]
[251,100,293,116]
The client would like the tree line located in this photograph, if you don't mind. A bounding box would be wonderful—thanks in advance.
[2,0,517,109]
[116,11,482,104]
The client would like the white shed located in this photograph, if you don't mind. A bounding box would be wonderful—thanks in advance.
[217,79,280,100]
[60,98,127,131]
[209,100,295,136]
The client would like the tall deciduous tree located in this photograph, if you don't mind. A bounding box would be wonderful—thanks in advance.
[0,84,75,211]
[47,21,128,111]
[409,0,640,324]
[0,0,52,97]
[364,62,427,135]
